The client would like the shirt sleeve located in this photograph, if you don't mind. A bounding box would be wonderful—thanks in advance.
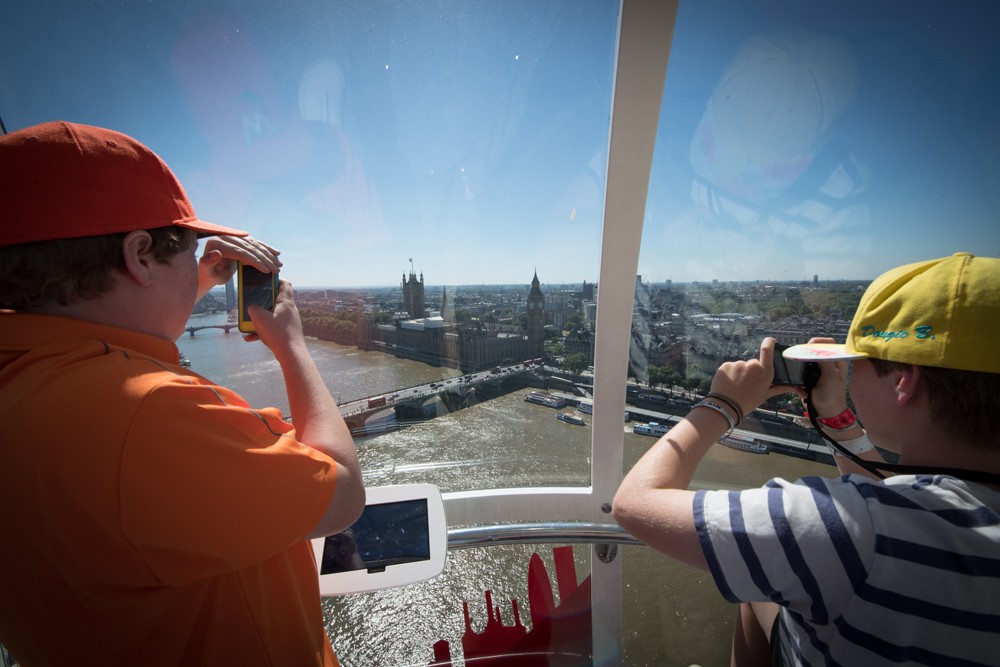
[694,476,877,625]
[119,374,337,585]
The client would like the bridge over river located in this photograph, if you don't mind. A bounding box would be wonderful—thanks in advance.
[186,323,239,336]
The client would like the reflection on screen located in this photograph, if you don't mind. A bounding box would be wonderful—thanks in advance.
[240,267,276,321]
[320,499,430,575]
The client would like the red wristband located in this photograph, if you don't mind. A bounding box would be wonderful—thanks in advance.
[818,408,857,430]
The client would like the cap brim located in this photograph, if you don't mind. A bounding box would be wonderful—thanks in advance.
[781,343,868,362]
[176,218,249,237]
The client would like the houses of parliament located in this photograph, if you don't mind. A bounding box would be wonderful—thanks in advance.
[356,267,546,372]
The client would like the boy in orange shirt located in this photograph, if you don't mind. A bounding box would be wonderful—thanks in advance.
[0,121,365,665]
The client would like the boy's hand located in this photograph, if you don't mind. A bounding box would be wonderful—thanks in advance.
[198,235,282,293]
[709,337,789,417]
[245,280,304,353]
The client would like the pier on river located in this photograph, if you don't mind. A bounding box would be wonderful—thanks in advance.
[337,363,553,432]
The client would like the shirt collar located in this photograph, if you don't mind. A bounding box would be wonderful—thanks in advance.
[0,312,181,364]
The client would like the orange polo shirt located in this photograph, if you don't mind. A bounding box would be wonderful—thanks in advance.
[0,313,339,666]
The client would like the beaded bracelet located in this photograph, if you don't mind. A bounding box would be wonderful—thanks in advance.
[832,432,874,455]
[818,407,857,430]
[693,399,736,432]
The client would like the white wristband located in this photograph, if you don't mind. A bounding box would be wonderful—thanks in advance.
[833,433,875,455]
[693,400,736,432]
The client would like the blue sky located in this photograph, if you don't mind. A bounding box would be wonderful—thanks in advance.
[4,0,1000,287]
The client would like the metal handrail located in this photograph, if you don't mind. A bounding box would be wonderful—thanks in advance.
[447,522,639,550]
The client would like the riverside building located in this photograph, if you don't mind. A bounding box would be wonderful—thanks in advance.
[358,270,546,371]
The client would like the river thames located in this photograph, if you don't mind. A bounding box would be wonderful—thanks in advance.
[178,312,833,667]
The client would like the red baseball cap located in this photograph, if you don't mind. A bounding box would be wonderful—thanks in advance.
[0,121,247,247]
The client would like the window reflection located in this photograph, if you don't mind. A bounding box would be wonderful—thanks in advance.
[1,0,621,488]
[623,2,1000,663]
[643,0,1000,285]
[633,0,1000,388]
[4,0,997,489]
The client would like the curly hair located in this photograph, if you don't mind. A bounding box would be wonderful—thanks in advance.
[0,227,194,311]
[869,358,1000,449]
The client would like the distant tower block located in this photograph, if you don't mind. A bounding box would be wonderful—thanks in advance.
[225,278,236,310]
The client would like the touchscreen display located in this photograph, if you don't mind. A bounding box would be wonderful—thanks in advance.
[320,499,430,574]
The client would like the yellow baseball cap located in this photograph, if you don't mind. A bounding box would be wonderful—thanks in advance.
[783,253,1000,373]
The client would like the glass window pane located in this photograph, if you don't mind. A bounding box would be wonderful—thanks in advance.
[633,0,1000,480]
[644,1,1000,287]
[626,1,1000,663]
[1,0,619,493]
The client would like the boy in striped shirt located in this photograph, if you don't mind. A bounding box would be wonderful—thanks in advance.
[614,253,1000,665]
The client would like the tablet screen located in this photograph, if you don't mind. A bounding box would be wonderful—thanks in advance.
[313,483,446,595]
[320,499,431,575]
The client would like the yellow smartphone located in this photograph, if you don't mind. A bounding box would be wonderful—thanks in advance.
[237,262,279,334]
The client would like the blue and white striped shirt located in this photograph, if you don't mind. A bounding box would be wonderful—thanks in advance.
[694,474,1000,666]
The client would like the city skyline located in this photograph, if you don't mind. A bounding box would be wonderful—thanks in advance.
[275,266,869,292]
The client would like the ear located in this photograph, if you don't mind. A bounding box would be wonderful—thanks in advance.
[894,364,924,407]
[120,230,156,287]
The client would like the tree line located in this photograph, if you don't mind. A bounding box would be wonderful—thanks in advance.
[299,307,358,345]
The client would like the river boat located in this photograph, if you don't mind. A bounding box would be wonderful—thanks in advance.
[577,402,629,421]
[719,433,769,455]
[633,421,670,436]
[557,412,585,426]
[524,392,567,409]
